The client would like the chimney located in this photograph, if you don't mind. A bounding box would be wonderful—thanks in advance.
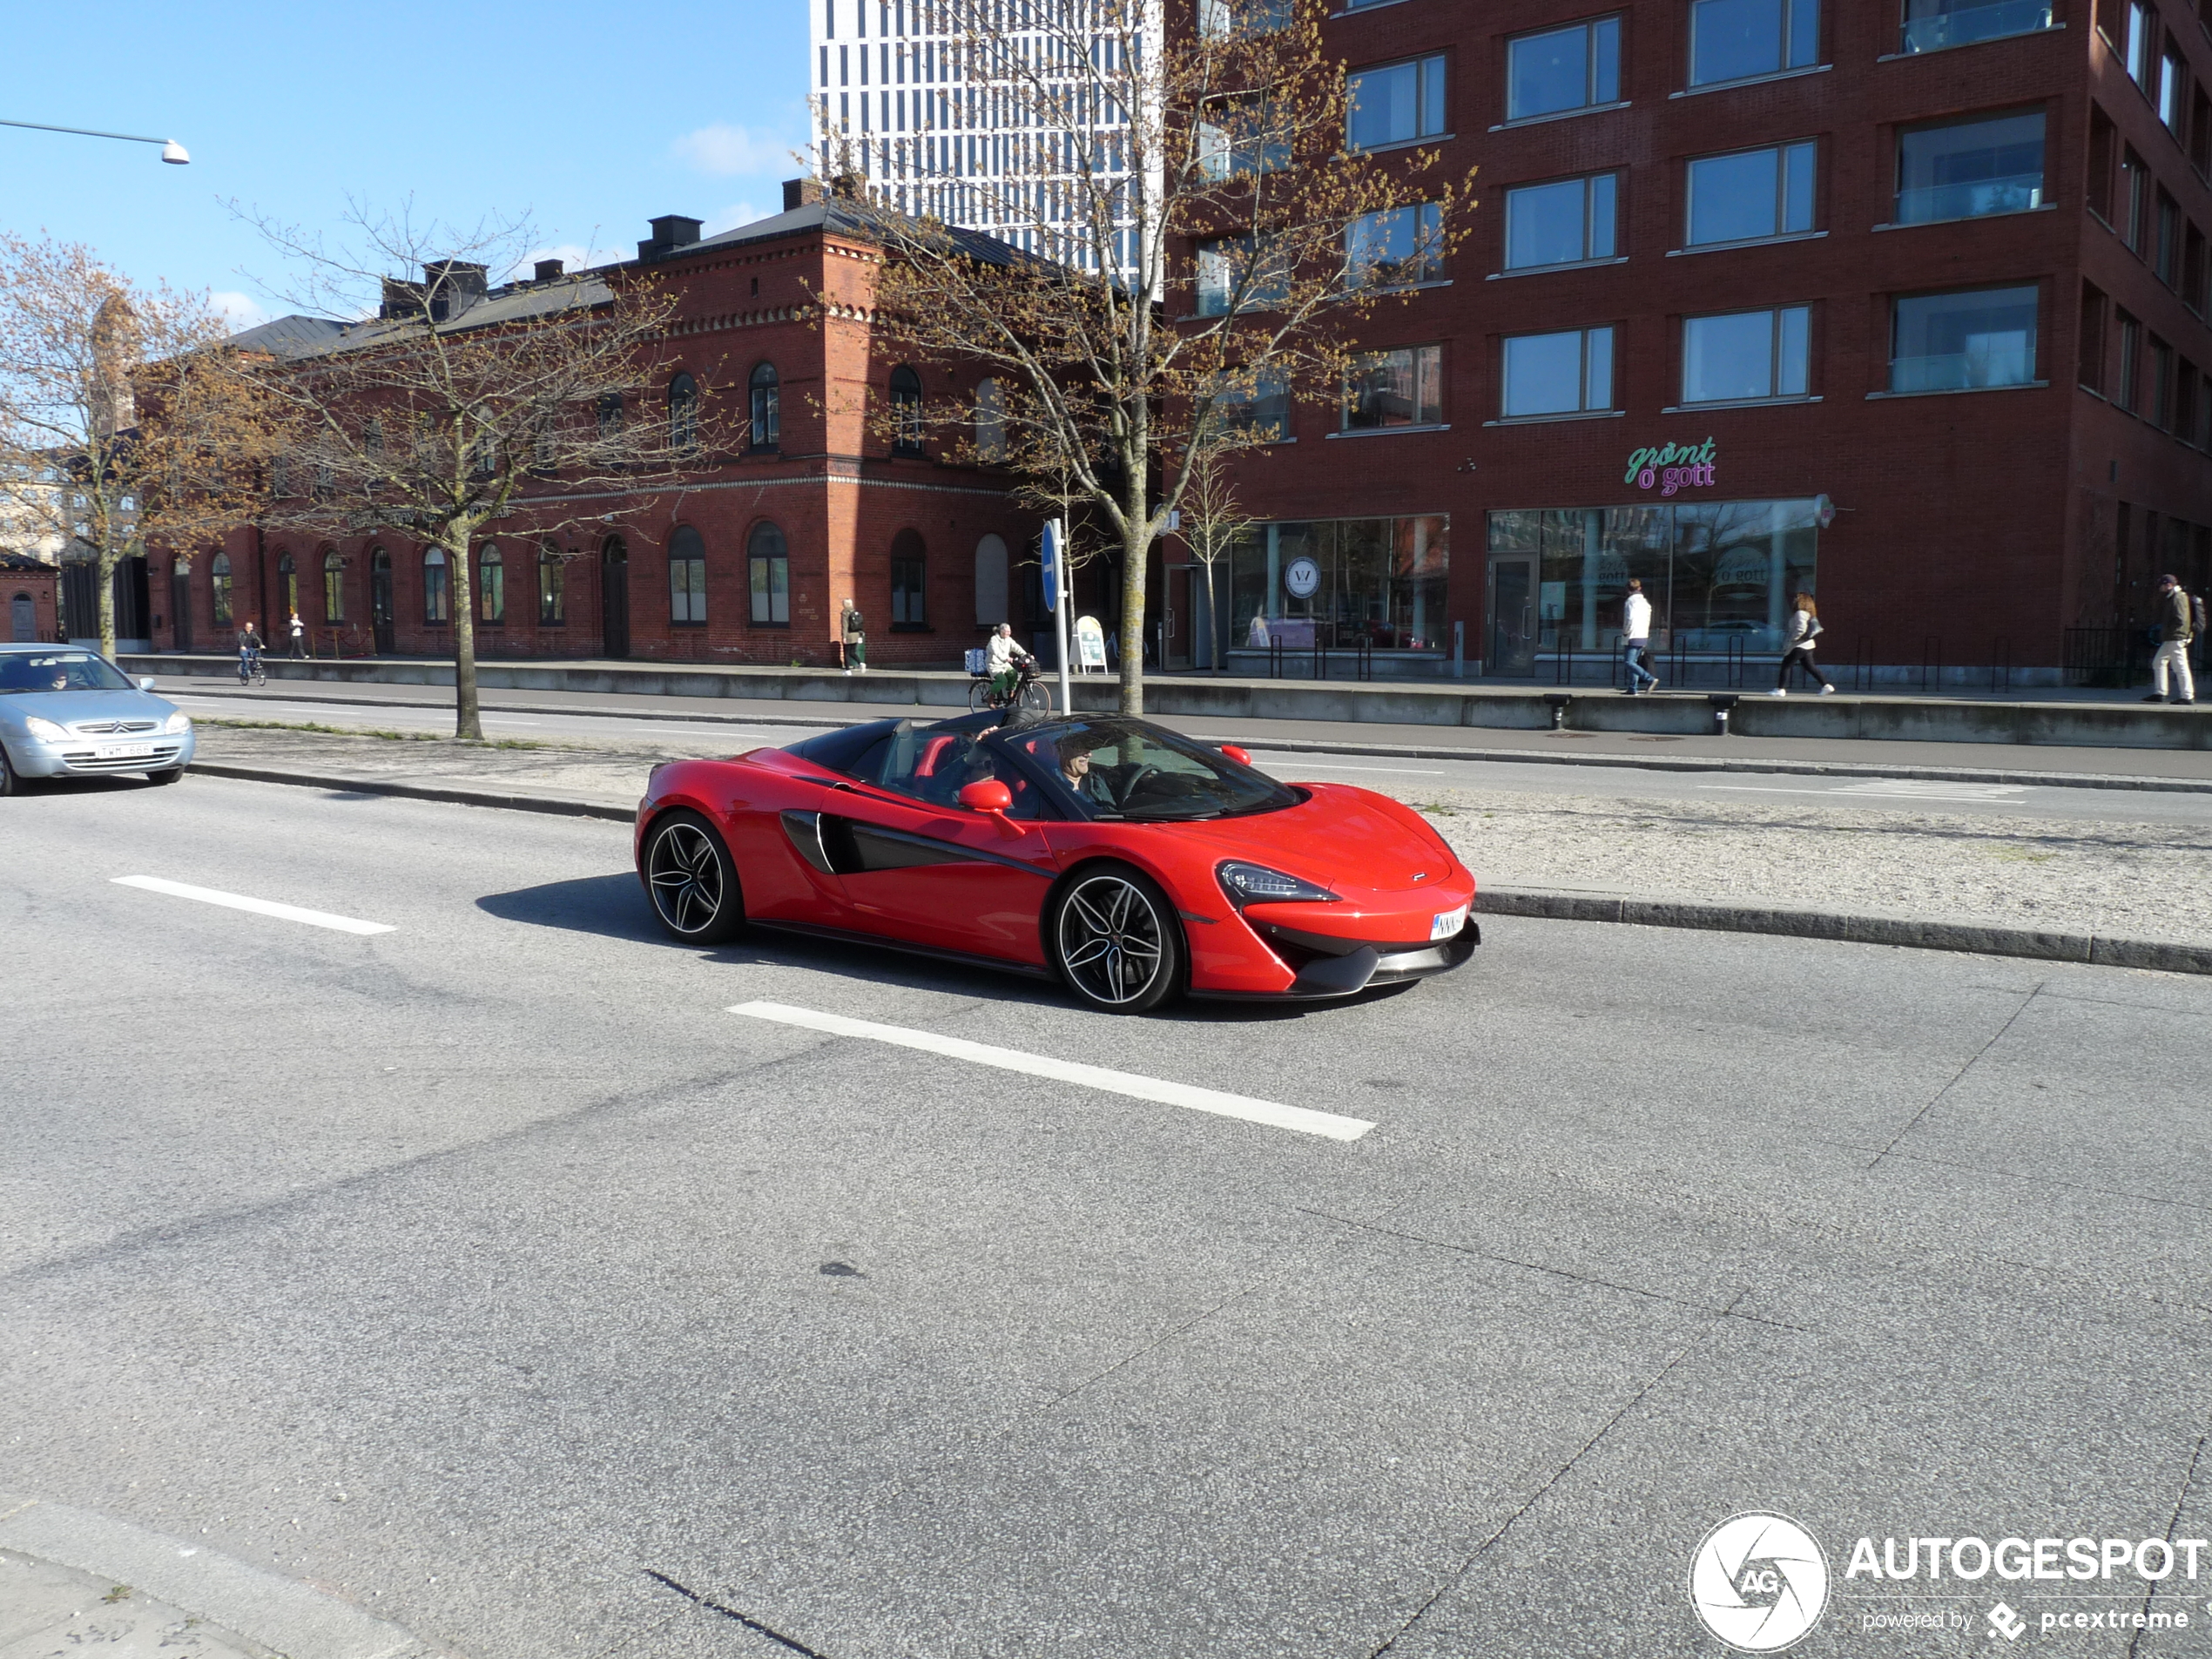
[782,178,826,212]
[637,214,705,261]
[421,260,489,321]
[533,258,565,282]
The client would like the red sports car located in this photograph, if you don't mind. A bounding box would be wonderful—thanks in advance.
[633,710,1478,1013]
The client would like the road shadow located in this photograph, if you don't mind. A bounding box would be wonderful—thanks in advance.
[477,872,663,943]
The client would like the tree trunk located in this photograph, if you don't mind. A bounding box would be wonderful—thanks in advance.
[97,545,118,661]
[447,535,484,740]
[1116,522,1149,716]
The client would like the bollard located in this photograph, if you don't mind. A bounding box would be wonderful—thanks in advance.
[1709,692,1739,735]
[1543,693,1571,731]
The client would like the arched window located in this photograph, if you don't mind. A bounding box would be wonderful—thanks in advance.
[276,550,298,620]
[974,533,1009,627]
[423,547,450,624]
[749,362,781,449]
[890,529,927,626]
[890,365,924,454]
[974,378,1006,462]
[322,549,346,622]
[478,543,505,624]
[669,525,707,624]
[539,540,566,625]
[669,373,698,452]
[210,551,233,625]
[747,521,790,624]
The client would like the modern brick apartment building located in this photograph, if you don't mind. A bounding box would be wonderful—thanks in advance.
[1197,0,2212,683]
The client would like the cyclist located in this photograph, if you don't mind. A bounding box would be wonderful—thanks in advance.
[237,620,265,685]
[984,622,1035,705]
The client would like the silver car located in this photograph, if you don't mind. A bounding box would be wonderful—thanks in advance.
[0,644,196,794]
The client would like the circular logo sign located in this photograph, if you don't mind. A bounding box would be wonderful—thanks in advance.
[1283,556,1321,598]
[1689,1513,1829,1652]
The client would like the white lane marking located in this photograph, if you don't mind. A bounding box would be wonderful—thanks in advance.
[1253,759,1447,775]
[1698,783,2033,804]
[111,875,395,935]
[730,1001,1374,1142]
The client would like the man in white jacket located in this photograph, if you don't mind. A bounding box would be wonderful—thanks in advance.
[1622,577,1658,695]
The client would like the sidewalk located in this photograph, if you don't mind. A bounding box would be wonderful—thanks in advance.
[174,723,2212,974]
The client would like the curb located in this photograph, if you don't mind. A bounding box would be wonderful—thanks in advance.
[0,1494,455,1659]
[165,684,2212,795]
[184,762,2212,975]
[1476,886,2212,976]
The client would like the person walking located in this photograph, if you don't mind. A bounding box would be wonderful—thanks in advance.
[1621,577,1659,695]
[287,610,307,659]
[2146,573,2196,705]
[1770,592,1834,696]
[840,597,867,674]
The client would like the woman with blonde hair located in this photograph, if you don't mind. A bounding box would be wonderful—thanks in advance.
[1772,591,1834,695]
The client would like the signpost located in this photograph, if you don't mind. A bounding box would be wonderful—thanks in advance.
[1042,517,1071,717]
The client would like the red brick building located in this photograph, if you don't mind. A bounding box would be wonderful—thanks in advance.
[1200,0,2212,684]
[162,187,1042,670]
[3,552,61,645]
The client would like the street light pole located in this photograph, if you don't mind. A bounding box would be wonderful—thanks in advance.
[0,118,189,163]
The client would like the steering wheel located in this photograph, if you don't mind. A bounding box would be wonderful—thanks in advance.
[1115,764,1158,806]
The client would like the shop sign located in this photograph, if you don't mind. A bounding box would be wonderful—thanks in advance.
[1284,555,1322,598]
[1624,438,1717,496]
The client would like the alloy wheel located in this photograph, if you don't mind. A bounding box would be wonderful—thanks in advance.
[1056,873,1169,1008]
[648,819,727,936]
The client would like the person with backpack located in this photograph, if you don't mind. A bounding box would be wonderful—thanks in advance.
[840,597,867,674]
[2146,573,2196,705]
[1770,592,1834,696]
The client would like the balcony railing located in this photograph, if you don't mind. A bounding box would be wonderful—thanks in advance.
[1889,347,2036,394]
[1894,175,2044,225]
[1900,0,2054,53]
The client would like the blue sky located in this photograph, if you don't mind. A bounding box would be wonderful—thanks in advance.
[4,0,813,328]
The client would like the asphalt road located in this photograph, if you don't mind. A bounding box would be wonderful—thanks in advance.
[159,683,2212,826]
[7,772,2212,1658]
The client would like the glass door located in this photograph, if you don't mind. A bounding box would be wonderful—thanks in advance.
[371,549,395,653]
[1487,553,1537,677]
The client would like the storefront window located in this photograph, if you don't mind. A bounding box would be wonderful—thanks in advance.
[1228,516,1448,652]
[1489,498,1818,656]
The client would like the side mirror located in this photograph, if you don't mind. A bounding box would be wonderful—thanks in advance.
[1220,745,1252,767]
[958,779,1013,815]
[138,677,158,691]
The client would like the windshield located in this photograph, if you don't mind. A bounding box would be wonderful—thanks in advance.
[0,651,134,694]
[1001,718,1299,821]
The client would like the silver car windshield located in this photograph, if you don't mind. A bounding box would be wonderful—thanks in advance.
[0,652,133,694]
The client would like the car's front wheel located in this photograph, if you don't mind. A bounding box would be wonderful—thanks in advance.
[643,809,745,944]
[145,766,185,786]
[1049,863,1185,1014]
[0,746,17,798]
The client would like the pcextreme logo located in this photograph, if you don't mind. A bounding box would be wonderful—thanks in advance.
[1689,1513,1831,1652]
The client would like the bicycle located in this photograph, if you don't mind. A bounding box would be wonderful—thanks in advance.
[237,649,266,688]
[968,654,1053,714]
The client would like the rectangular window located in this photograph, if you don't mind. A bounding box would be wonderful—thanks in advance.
[671,554,707,624]
[2151,334,2176,426]
[1890,284,2040,392]
[1349,53,1448,149]
[2121,148,2148,248]
[1894,109,2044,224]
[539,555,565,625]
[2127,2,2152,86]
[891,552,927,624]
[2119,310,2143,408]
[1504,172,1618,267]
[2080,282,2109,390]
[1212,369,1291,442]
[1228,516,1450,654]
[749,551,789,624]
[2161,46,2187,129]
[1689,0,1819,87]
[1342,344,1443,429]
[2157,192,2183,283]
[2195,85,2212,174]
[1506,18,1621,121]
[2187,221,2209,314]
[1501,326,1615,417]
[1686,140,1817,245]
[1682,306,1811,401]
[1196,235,1290,315]
[1347,203,1446,287]
[1901,0,2057,53]
[2088,105,2116,220]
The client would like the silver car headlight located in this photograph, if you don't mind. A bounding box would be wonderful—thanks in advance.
[23,716,71,744]
[163,711,192,735]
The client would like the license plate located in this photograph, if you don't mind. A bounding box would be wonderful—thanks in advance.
[1431,906,1467,941]
[99,742,157,759]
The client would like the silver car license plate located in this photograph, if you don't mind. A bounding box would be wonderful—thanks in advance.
[99,742,158,759]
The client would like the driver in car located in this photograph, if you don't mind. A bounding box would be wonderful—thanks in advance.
[1056,739,1117,810]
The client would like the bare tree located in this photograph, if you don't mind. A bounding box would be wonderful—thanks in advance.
[237,203,738,738]
[820,0,1474,712]
[1175,440,1258,671]
[0,233,284,658]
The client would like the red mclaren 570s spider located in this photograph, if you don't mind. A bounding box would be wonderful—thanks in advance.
[633,710,1478,1013]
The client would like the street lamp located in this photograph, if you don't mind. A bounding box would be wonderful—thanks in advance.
[0,118,190,164]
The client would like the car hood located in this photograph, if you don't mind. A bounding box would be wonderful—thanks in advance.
[0,688,179,730]
[1157,784,1457,894]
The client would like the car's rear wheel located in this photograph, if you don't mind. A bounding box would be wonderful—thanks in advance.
[1049,863,1184,1014]
[0,746,17,798]
[643,810,745,944]
[145,766,185,786]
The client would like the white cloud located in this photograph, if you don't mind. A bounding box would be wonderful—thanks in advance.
[703,202,767,238]
[671,123,798,178]
[209,290,268,331]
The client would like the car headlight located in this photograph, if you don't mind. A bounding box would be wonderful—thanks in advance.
[163,711,192,735]
[1217,860,1338,908]
[23,716,71,744]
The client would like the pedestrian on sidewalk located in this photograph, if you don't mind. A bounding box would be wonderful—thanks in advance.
[2145,574,2196,705]
[287,610,307,659]
[1622,577,1659,695]
[1771,592,1835,696]
[840,597,867,674]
